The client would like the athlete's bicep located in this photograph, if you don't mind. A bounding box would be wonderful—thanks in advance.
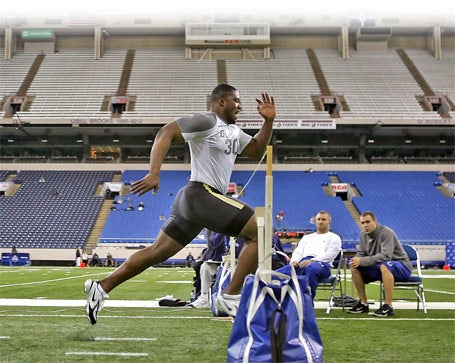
[157,121,185,144]
[240,138,260,159]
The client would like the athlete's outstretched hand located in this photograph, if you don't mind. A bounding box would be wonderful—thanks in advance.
[130,172,160,196]
[255,92,275,122]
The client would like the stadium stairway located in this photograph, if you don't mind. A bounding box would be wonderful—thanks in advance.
[343,200,361,229]
[397,48,434,96]
[17,54,45,97]
[85,172,124,253]
[84,199,114,255]
[325,173,361,228]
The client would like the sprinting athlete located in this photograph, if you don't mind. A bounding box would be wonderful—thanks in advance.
[85,84,275,323]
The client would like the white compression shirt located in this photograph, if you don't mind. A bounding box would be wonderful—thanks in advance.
[176,112,252,195]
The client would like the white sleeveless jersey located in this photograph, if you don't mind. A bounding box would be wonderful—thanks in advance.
[176,112,252,195]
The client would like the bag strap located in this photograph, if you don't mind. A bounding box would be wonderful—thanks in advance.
[244,265,297,363]
[246,265,316,363]
[217,259,233,291]
[270,307,287,363]
[287,265,316,363]
[272,248,291,263]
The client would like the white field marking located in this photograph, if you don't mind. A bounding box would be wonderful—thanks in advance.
[0,267,96,272]
[156,281,193,284]
[93,337,157,341]
[1,266,202,273]
[0,299,93,307]
[211,317,234,322]
[1,299,455,309]
[416,288,455,295]
[0,336,10,339]
[317,317,455,321]
[0,273,109,288]
[66,352,149,357]
[341,273,455,279]
[2,313,454,322]
[366,281,455,296]
[420,275,455,279]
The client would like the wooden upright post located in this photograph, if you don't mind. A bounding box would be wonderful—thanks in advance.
[264,145,273,271]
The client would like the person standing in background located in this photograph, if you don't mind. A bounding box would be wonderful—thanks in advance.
[75,247,82,267]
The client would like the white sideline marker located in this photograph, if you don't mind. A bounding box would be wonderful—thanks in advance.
[93,337,157,341]
[66,352,149,357]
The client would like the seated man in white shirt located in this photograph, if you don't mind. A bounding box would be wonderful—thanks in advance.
[277,211,342,300]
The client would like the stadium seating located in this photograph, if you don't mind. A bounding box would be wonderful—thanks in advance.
[406,48,455,118]
[18,49,126,119]
[315,49,443,121]
[337,171,455,242]
[96,170,453,264]
[124,48,218,117]
[1,169,453,269]
[98,170,190,243]
[4,47,451,122]
[0,170,118,249]
[445,172,455,183]
[225,48,332,121]
[0,50,37,94]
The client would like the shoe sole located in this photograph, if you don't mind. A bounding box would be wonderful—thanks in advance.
[373,312,394,317]
[84,280,100,325]
[347,310,369,314]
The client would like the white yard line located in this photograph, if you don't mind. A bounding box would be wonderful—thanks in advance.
[2,313,454,321]
[0,298,454,310]
[0,273,109,288]
[66,352,149,357]
[93,337,157,341]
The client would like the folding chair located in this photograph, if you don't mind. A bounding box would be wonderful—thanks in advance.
[318,250,344,314]
[380,244,427,313]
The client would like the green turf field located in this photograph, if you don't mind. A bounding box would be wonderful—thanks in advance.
[1,266,454,362]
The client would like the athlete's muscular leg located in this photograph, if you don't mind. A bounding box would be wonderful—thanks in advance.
[99,230,183,293]
[224,214,258,295]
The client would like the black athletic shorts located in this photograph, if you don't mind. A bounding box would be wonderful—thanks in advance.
[162,181,254,246]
